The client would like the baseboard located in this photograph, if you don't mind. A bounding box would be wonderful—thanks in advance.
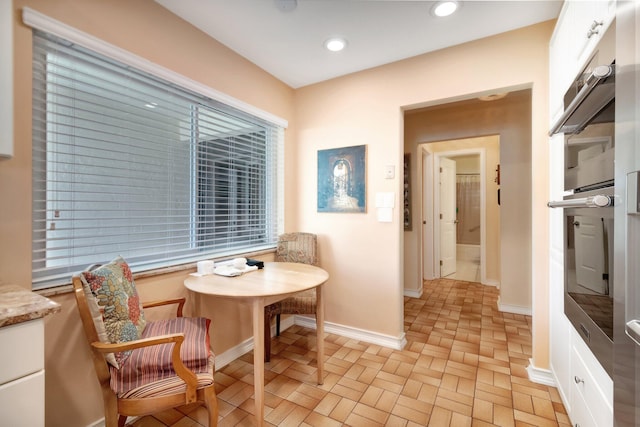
[294,316,407,350]
[214,316,295,370]
[526,358,557,387]
[87,420,105,427]
[497,297,532,316]
[404,287,423,298]
[482,279,500,288]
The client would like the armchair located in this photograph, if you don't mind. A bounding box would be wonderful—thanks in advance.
[72,257,218,427]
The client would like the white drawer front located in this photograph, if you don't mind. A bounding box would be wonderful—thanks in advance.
[571,345,613,427]
[570,383,597,427]
[0,370,45,426]
[0,319,44,385]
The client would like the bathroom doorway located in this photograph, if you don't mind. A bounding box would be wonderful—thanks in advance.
[421,135,501,286]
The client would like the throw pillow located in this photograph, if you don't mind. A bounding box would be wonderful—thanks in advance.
[80,256,146,368]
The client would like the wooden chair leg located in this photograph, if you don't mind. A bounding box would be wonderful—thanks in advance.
[264,308,272,362]
[276,314,281,336]
[103,393,120,427]
[204,386,219,426]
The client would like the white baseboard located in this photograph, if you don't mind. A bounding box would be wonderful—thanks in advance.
[404,287,423,298]
[483,279,500,288]
[214,316,295,369]
[526,358,557,387]
[87,420,105,427]
[294,316,407,350]
[497,297,532,316]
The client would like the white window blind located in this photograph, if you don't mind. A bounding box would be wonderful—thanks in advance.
[32,31,283,289]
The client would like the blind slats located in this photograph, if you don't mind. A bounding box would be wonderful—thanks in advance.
[32,30,282,289]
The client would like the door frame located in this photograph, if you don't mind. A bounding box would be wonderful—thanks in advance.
[422,146,487,283]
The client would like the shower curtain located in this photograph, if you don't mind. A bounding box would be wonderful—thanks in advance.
[456,174,481,245]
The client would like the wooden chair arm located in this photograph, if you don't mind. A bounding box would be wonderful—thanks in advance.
[91,333,198,404]
[142,297,186,317]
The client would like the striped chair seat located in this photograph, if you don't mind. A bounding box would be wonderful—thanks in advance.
[111,317,213,397]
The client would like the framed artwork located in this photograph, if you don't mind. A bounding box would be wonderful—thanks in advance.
[404,153,411,230]
[317,145,366,213]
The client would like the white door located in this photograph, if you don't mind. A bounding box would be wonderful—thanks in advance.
[574,215,607,294]
[440,157,457,277]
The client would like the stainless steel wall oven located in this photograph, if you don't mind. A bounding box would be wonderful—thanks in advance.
[548,22,616,376]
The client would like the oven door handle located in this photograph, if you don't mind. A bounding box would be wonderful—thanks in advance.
[547,194,614,208]
[549,64,615,136]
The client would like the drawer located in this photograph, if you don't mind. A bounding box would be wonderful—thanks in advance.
[0,319,44,385]
[571,344,612,427]
[0,370,45,426]
[569,384,597,427]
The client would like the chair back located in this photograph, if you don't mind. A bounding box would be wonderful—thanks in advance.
[72,273,113,392]
[276,232,318,266]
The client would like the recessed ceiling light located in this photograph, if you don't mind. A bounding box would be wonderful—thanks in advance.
[432,1,460,17]
[324,37,347,52]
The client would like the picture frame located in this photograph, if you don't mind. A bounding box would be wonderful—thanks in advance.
[317,145,366,213]
[404,153,411,230]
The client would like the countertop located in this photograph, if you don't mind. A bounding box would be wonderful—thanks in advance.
[0,284,61,328]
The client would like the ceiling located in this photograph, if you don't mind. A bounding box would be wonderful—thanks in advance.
[155,0,562,89]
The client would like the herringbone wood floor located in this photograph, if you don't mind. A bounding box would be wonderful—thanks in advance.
[130,279,570,426]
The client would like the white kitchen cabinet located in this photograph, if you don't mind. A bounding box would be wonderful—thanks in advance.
[570,328,613,427]
[0,320,46,426]
[0,0,13,158]
[549,0,616,118]
[0,285,60,427]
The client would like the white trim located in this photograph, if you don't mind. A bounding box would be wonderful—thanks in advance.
[404,287,423,298]
[526,358,557,387]
[483,279,500,288]
[21,7,288,129]
[214,316,295,370]
[294,316,407,350]
[432,148,487,282]
[214,314,406,370]
[497,297,532,316]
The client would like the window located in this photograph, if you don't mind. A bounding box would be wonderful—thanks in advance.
[31,31,283,289]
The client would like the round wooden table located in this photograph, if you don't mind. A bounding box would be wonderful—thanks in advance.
[184,262,329,426]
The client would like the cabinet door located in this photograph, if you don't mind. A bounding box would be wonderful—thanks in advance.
[0,320,44,385]
[0,370,45,427]
[573,0,616,68]
[0,0,13,158]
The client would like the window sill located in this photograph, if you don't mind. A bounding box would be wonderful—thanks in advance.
[35,248,276,298]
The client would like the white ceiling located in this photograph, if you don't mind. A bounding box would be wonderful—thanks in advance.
[155,0,562,89]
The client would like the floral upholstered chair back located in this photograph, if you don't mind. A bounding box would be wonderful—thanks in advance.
[275,233,318,266]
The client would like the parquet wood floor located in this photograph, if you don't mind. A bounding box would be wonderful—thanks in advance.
[130,278,570,427]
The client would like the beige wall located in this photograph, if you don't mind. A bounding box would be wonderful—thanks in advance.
[3,1,293,426]
[294,21,553,373]
[0,1,553,423]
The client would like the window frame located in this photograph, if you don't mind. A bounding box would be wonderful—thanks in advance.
[25,8,286,289]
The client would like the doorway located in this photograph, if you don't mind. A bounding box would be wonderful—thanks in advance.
[421,136,500,286]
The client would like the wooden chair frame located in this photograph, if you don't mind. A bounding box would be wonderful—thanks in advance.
[72,275,218,427]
